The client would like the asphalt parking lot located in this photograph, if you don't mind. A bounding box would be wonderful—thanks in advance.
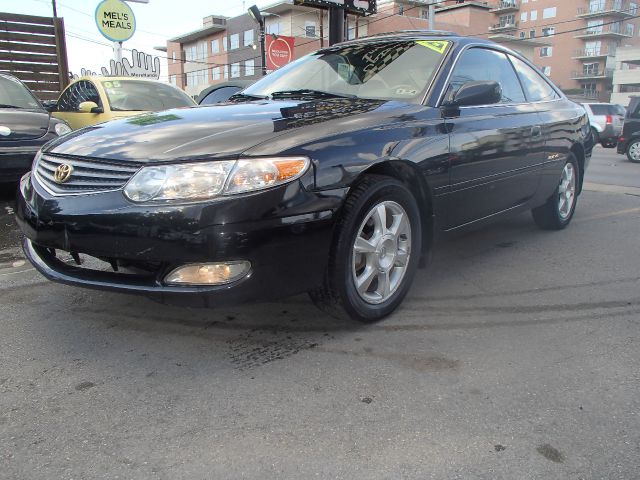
[1,148,639,479]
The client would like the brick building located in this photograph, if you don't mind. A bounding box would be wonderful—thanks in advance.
[167,0,640,101]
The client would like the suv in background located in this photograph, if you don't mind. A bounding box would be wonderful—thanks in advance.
[617,96,640,163]
[582,102,626,148]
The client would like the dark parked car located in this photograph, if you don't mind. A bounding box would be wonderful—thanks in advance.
[16,32,592,321]
[617,96,640,163]
[0,73,71,184]
[197,80,254,105]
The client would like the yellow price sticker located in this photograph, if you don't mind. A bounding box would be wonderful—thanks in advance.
[416,40,450,54]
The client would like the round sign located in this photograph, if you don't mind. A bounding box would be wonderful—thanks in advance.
[267,37,294,69]
[95,0,136,43]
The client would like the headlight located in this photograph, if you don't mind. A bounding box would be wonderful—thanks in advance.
[54,122,72,136]
[123,157,310,203]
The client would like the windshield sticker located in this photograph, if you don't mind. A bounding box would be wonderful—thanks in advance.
[416,40,450,54]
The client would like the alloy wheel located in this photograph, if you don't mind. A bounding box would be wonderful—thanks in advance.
[351,200,411,305]
[558,162,576,220]
[629,142,640,162]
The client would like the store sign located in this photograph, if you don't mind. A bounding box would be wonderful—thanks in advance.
[293,0,376,15]
[95,0,136,42]
[71,49,160,80]
[266,35,295,70]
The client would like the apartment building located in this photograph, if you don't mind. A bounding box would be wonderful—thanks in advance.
[611,45,640,104]
[480,0,640,101]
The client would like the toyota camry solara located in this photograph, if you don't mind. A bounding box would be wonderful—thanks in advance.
[16,33,593,322]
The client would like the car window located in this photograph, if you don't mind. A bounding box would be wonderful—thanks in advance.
[445,48,526,104]
[102,80,194,111]
[628,99,640,119]
[589,104,626,116]
[200,86,242,105]
[0,75,43,109]
[509,56,560,102]
[57,81,101,112]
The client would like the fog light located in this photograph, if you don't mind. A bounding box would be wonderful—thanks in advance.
[164,261,251,285]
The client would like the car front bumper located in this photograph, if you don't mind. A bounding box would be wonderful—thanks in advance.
[16,173,346,306]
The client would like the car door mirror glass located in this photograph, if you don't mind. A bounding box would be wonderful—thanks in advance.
[42,100,57,112]
[451,81,502,107]
[78,101,103,114]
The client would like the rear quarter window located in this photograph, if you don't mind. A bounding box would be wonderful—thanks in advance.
[589,104,624,116]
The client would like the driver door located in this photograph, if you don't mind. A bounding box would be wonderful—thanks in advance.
[53,80,110,130]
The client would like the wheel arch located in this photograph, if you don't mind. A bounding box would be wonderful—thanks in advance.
[352,160,435,265]
[570,142,586,195]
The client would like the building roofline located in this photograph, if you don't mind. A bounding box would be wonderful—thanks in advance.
[435,1,492,13]
[168,22,227,44]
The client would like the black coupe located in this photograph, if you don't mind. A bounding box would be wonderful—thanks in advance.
[16,32,593,321]
[0,73,71,184]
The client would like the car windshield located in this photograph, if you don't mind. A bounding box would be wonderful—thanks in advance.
[243,40,451,102]
[0,75,43,110]
[101,80,195,111]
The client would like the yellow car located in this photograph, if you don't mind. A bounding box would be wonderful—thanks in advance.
[50,77,196,130]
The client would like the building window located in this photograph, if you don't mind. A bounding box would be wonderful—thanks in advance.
[222,36,228,51]
[420,8,429,19]
[244,29,254,47]
[212,67,221,81]
[530,29,535,38]
[540,46,552,57]
[211,39,219,54]
[230,34,239,50]
[305,21,317,38]
[197,41,206,60]
[542,66,551,76]
[172,51,176,63]
[626,23,635,36]
[542,7,556,19]
[520,12,527,22]
[223,65,228,79]
[587,20,604,35]
[530,10,538,21]
[245,59,255,76]
[266,22,281,36]
[169,74,177,85]
[231,62,240,78]
[583,62,599,75]
[519,31,526,38]
[499,14,515,27]
[631,3,638,15]
[399,6,404,15]
[542,27,555,36]
[185,69,208,86]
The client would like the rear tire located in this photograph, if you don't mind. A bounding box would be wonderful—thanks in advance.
[532,153,579,230]
[309,174,422,322]
[627,140,640,163]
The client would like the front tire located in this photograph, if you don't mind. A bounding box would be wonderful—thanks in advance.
[309,175,422,322]
[532,153,579,230]
[627,140,640,163]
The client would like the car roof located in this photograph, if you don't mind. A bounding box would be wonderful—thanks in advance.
[337,30,495,47]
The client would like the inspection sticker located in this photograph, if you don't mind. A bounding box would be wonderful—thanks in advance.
[416,40,450,54]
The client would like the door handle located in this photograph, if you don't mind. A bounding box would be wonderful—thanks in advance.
[531,125,542,138]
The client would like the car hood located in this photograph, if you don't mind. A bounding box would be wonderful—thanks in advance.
[0,109,49,141]
[45,98,397,162]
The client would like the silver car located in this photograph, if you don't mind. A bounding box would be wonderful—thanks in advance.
[582,102,626,148]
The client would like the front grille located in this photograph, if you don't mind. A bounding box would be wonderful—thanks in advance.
[35,154,143,195]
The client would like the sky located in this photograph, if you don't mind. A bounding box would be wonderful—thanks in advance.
[1,0,272,81]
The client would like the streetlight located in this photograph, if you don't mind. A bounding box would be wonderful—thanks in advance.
[248,4,267,76]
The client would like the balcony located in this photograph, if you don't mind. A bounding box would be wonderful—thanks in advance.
[581,90,604,99]
[574,25,632,38]
[572,46,617,59]
[571,68,615,80]
[577,1,636,19]
[490,1,519,14]
[489,21,519,33]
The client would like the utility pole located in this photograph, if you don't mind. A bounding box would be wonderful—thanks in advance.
[52,0,57,17]
[328,7,344,45]
[429,3,435,30]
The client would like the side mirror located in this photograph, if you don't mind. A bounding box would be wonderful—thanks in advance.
[451,81,502,107]
[78,101,103,114]
[42,100,58,112]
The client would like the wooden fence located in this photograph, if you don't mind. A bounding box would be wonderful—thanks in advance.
[0,12,69,100]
